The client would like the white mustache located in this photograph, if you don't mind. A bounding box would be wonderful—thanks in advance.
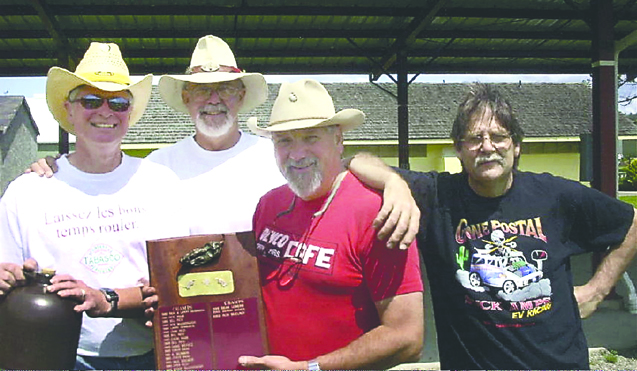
[200,103,228,114]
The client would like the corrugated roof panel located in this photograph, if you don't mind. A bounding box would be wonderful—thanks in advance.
[0,1,635,76]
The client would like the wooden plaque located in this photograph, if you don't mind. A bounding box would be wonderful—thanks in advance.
[147,233,268,370]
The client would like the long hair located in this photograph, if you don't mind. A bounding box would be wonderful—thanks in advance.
[451,83,524,149]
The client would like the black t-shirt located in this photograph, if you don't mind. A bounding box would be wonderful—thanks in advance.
[399,170,634,370]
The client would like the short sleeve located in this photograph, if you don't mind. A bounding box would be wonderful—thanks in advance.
[363,235,423,303]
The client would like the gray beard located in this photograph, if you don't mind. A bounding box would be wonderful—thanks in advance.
[280,162,323,199]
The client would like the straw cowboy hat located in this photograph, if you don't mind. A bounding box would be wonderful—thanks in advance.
[247,78,365,137]
[158,35,267,114]
[46,42,153,135]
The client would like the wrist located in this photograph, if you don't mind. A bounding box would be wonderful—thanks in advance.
[583,280,610,300]
[99,288,119,316]
[307,358,321,371]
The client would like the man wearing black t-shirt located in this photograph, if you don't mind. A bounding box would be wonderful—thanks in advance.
[348,82,637,369]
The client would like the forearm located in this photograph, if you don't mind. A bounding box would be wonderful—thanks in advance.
[316,326,422,370]
[582,210,637,299]
[89,286,145,318]
[110,286,145,317]
[346,152,402,191]
[315,292,424,370]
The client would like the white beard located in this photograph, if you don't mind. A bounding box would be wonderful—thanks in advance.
[193,104,236,138]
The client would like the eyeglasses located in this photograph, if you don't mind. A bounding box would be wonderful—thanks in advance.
[186,83,244,101]
[461,132,512,150]
[70,94,131,112]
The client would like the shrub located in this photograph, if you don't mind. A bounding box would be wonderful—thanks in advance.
[619,158,637,191]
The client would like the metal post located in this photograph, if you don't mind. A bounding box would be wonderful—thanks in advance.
[591,0,619,300]
[397,52,410,169]
[590,0,617,197]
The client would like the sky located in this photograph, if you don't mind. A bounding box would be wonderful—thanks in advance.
[1,73,636,143]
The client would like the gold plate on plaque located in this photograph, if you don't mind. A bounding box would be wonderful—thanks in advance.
[177,271,235,297]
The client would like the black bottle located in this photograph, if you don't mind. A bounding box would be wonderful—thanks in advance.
[0,268,83,370]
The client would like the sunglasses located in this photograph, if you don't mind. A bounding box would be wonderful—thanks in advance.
[71,94,131,112]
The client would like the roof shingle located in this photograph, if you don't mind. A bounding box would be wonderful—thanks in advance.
[124,82,637,144]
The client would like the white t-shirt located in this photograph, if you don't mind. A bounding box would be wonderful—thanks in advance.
[146,131,286,234]
[0,154,189,357]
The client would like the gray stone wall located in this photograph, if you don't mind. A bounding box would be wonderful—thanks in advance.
[0,105,38,197]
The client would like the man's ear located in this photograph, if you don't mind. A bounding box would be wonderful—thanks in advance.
[454,143,463,159]
[64,101,74,126]
[181,89,190,105]
[335,127,345,153]
[336,127,344,145]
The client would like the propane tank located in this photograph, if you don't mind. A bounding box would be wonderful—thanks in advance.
[0,268,83,370]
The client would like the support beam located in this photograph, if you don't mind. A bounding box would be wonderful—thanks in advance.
[616,29,637,54]
[29,0,73,155]
[371,0,448,81]
[397,52,410,170]
[590,0,616,198]
[590,0,620,299]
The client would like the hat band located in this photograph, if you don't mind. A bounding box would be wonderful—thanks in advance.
[187,64,243,75]
[269,116,330,127]
[77,71,131,85]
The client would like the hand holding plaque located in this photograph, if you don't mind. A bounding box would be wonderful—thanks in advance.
[147,233,268,370]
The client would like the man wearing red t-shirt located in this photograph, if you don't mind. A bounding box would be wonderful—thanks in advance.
[238,79,424,370]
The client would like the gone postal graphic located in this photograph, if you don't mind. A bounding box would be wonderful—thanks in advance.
[456,229,551,304]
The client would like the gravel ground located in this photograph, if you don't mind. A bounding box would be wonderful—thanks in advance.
[589,347,637,370]
[392,347,637,370]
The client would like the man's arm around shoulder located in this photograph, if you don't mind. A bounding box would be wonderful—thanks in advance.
[346,152,421,250]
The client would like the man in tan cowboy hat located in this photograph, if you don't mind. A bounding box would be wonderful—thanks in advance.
[28,35,417,247]
[0,42,188,370]
[238,79,424,370]
[147,35,285,234]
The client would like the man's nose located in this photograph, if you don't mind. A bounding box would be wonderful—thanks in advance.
[480,136,496,152]
[287,142,308,160]
[95,100,115,116]
[205,89,222,104]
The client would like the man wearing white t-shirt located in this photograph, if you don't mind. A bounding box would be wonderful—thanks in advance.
[0,42,189,370]
[147,35,285,234]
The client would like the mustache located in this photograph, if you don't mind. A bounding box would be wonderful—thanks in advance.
[285,158,317,169]
[475,154,504,166]
[200,103,228,114]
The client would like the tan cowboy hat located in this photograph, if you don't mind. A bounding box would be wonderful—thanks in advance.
[247,78,364,137]
[46,42,152,135]
[158,35,267,114]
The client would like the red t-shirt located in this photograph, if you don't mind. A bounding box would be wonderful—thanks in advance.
[253,172,423,361]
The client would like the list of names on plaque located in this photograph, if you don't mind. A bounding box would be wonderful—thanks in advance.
[209,297,264,368]
[158,303,212,370]
[211,299,246,319]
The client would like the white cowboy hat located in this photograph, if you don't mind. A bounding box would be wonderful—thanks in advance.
[158,35,267,114]
[46,42,152,135]
[247,78,364,137]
